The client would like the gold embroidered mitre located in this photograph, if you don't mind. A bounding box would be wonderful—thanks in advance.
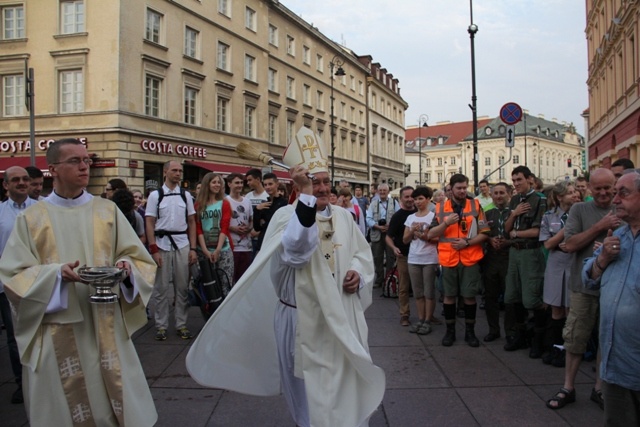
[282,127,329,175]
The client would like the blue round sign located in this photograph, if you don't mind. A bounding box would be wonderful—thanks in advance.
[500,102,523,125]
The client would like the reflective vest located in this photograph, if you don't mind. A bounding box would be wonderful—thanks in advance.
[435,198,485,267]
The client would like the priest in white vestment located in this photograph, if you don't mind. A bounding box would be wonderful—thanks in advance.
[0,138,157,426]
[187,129,385,427]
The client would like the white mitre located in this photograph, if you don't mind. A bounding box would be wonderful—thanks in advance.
[282,127,329,174]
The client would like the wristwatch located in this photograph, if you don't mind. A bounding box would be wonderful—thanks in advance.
[465,238,470,247]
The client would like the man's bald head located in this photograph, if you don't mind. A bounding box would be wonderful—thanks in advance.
[589,168,616,208]
[3,166,31,203]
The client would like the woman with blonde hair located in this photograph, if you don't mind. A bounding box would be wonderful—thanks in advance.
[195,173,234,292]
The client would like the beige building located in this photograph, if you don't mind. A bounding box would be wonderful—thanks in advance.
[584,0,639,169]
[0,0,406,194]
[406,114,584,190]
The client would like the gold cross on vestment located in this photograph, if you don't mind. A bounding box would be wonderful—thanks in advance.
[301,135,320,159]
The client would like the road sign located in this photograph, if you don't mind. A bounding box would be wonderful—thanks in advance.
[505,125,515,147]
[500,102,523,125]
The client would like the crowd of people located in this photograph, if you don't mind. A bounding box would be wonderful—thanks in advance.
[1,135,639,425]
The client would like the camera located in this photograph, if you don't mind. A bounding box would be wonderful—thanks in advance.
[378,219,387,226]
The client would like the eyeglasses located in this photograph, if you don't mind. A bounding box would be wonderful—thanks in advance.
[615,187,637,199]
[8,176,31,183]
[52,157,93,166]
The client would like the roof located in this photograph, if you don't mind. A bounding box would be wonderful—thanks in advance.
[405,118,493,153]
[463,114,582,143]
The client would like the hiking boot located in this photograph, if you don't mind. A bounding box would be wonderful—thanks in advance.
[442,325,456,347]
[176,327,193,340]
[155,328,167,341]
[464,325,480,348]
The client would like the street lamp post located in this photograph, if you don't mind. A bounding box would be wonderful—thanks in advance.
[329,55,345,184]
[418,115,429,186]
[468,0,479,193]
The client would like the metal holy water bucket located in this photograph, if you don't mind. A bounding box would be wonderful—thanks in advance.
[77,266,127,304]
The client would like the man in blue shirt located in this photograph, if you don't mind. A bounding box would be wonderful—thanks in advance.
[0,166,37,404]
[583,170,640,426]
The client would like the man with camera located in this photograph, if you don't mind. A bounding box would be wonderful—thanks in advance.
[366,183,400,287]
[428,174,489,347]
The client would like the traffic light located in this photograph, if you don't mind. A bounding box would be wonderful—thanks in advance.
[567,158,572,168]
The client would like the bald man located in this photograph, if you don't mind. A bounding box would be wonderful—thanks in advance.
[0,167,37,403]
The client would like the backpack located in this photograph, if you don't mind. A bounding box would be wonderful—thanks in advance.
[381,261,399,298]
[156,186,188,221]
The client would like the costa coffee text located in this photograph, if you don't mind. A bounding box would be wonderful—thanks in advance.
[140,139,207,159]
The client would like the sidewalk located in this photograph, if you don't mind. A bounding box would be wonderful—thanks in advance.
[1,294,603,426]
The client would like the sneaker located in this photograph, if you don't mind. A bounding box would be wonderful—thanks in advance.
[417,323,432,335]
[409,320,425,333]
[176,327,193,340]
[155,328,167,341]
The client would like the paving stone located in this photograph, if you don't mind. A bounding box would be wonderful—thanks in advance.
[382,388,479,426]
[371,346,449,389]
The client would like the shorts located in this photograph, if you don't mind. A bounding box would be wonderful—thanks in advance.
[562,291,599,354]
[407,263,437,299]
[442,263,482,298]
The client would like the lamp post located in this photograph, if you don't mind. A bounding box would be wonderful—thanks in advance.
[468,0,479,194]
[418,115,429,186]
[329,55,345,184]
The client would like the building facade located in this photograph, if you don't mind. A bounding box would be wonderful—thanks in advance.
[585,0,639,169]
[0,0,406,195]
[406,114,584,190]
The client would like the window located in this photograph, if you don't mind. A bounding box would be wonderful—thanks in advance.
[425,158,431,167]
[425,172,431,182]
[144,75,161,117]
[484,157,491,166]
[184,86,198,125]
[286,76,295,99]
[268,24,278,46]
[2,5,24,39]
[286,35,295,56]
[498,155,505,164]
[358,81,363,96]
[217,42,230,71]
[60,0,84,34]
[245,7,256,31]
[287,119,295,144]
[303,46,310,65]
[513,155,520,164]
[437,158,443,166]
[485,168,491,177]
[316,54,323,72]
[340,102,346,120]
[268,114,277,143]
[350,76,355,91]
[218,0,230,17]
[184,27,198,58]
[316,90,324,110]
[437,172,443,182]
[268,68,277,92]
[3,75,24,116]
[303,84,310,105]
[450,156,456,165]
[145,8,162,43]
[244,55,256,81]
[499,169,505,179]
[59,69,83,113]
[359,111,364,127]
[216,97,228,131]
[244,105,255,137]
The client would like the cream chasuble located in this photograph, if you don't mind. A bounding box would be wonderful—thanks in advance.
[0,195,157,427]
[187,203,385,427]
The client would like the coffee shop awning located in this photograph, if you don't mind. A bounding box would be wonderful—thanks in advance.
[186,160,291,182]
[0,156,50,178]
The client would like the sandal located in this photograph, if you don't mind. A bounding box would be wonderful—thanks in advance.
[546,387,576,410]
[590,388,604,410]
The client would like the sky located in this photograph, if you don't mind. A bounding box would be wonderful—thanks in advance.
[282,0,588,135]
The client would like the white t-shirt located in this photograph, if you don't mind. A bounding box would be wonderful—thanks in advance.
[145,185,196,251]
[404,211,439,265]
[227,195,253,252]
[244,190,269,207]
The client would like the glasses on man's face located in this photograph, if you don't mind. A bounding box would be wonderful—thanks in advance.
[52,157,93,167]
[9,176,31,183]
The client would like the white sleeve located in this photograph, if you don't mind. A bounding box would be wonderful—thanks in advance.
[280,195,318,268]
[45,270,69,314]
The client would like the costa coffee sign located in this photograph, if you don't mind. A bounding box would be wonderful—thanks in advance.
[140,139,207,159]
[0,137,87,153]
